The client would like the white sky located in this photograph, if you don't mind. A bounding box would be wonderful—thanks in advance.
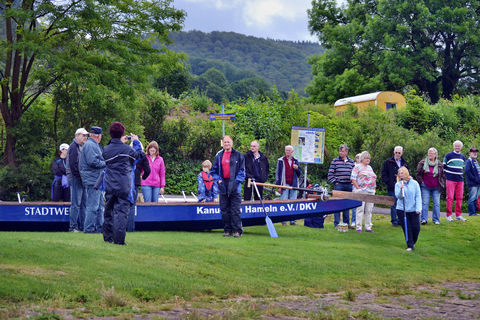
[172,0,319,42]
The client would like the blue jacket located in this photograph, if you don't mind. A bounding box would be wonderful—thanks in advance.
[465,157,480,187]
[395,179,422,213]
[79,137,106,187]
[211,148,245,195]
[275,156,302,187]
[197,171,219,202]
[103,139,144,200]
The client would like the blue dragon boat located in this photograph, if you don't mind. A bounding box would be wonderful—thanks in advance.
[0,198,360,231]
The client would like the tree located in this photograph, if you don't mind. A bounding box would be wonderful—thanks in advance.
[0,0,185,166]
[307,0,480,104]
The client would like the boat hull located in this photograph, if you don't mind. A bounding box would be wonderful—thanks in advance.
[0,198,361,232]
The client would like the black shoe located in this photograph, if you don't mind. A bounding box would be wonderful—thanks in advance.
[233,232,241,238]
[223,232,232,237]
[392,223,399,227]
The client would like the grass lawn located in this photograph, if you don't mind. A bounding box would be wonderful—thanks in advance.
[1,214,479,318]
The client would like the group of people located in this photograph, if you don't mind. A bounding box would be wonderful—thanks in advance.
[53,127,479,249]
[52,123,167,245]
[197,137,306,237]
[327,140,479,251]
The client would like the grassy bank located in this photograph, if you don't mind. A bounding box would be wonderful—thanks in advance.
[1,214,479,317]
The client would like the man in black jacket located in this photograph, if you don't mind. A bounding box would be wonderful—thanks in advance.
[381,146,409,226]
[102,122,144,245]
[243,140,269,200]
[211,136,246,237]
[66,128,88,232]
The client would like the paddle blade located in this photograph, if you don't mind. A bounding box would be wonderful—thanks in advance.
[265,216,278,238]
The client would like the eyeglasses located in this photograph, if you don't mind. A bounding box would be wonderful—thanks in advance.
[394,152,402,154]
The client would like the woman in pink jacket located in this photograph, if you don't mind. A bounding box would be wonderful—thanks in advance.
[141,141,165,202]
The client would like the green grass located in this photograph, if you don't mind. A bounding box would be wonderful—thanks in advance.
[1,214,479,317]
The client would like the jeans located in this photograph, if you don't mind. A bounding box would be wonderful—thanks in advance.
[397,210,420,249]
[84,186,104,233]
[446,180,464,217]
[333,183,354,226]
[141,186,160,202]
[280,185,298,224]
[467,185,480,216]
[69,176,85,231]
[127,187,138,232]
[420,184,441,223]
[388,190,399,225]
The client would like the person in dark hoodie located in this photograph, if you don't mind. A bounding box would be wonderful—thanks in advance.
[382,146,409,227]
[51,143,70,202]
[102,122,144,245]
[243,140,269,200]
[211,136,246,238]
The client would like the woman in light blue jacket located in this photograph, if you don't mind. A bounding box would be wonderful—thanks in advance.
[395,166,422,251]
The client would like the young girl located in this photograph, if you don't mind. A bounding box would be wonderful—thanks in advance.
[351,151,376,233]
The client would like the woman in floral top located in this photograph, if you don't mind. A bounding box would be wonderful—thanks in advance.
[351,151,377,233]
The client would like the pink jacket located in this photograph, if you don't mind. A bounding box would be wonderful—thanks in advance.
[141,155,165,187]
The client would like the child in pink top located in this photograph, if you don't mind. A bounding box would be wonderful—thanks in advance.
[141,141,165,202]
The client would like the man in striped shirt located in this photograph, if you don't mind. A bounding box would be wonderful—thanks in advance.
[443,140,467,221]
[328,144,356,228]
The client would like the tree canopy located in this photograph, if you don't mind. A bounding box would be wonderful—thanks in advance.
[307,0,480,104]
[0,0,185,166]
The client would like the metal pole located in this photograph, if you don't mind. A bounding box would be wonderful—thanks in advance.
[222,104,225,137]
[304,112,310,198]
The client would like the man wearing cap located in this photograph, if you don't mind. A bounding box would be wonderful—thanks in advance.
[443,140,467,221]
[51,143,70,202]
[79,126,106,233]
[102,122,144,245]
[66,128,89,232]
[465,147,480,216]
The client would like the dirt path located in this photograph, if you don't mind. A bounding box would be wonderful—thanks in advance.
[12,282,480,319]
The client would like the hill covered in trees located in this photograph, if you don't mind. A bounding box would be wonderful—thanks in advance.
[167,30,323,95]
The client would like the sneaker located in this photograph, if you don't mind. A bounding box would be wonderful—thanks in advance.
[282,222,287,226]
[348,224,356,230]
[392,222,399,227]
[233,232,241,238]
[455,216,467,221]
[469,213,479,216]
[290,221,297,225]
[406,248,412,251]
[434,221,440,225]
[446,216,454,221]
[356,229,362,233]
[366,229,374,233]
[223,232,232,237]
[421,220,427,225]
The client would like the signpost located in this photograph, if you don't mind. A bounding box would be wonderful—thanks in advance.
[209,105,236,136]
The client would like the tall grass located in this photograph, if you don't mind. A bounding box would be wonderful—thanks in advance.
[1,214,479,312]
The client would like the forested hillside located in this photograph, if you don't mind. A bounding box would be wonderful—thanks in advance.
[167,31,323,95]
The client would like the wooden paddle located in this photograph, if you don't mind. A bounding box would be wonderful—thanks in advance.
[248,180,394,206]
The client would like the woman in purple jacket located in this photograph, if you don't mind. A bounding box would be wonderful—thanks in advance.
[141,141,165,202]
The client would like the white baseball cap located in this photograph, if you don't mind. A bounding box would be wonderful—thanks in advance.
[75,128,88,135]
[59,143,69,151]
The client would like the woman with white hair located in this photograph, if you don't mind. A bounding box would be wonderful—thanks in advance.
[395,166,422,251]
[416,148,446,225]
[351,151,377,233]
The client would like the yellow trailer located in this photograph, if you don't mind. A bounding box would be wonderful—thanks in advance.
[334,91,406,112]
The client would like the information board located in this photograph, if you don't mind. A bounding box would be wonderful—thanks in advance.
[290,126,325,164]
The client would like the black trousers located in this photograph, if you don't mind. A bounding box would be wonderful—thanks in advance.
[397,210,420,249]
[220,192,243,234]
[103,193,130,245]
[243,183,263,201]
